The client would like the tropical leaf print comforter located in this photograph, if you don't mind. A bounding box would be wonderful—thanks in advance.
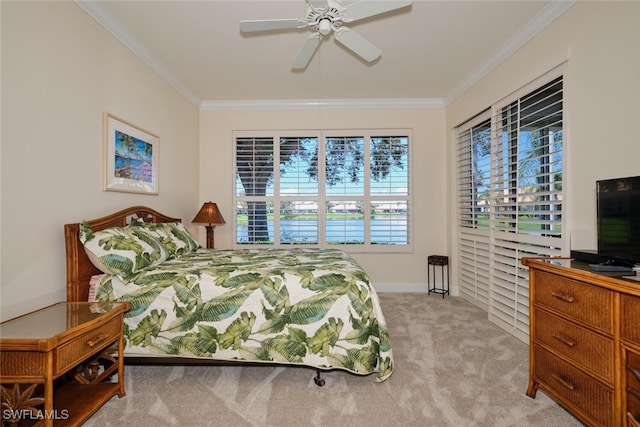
[91,248,394,381]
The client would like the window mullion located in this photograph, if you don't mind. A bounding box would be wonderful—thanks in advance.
[364,132,371,245]
[319,132,327,247]
[273,134,281,246]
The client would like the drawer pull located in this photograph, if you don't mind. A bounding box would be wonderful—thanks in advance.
[629,387,640,402]
[551,292,575,303]
[630,366,640,382]
[552,333,576,347]
[551,374,575,391]
[87,334,108,348]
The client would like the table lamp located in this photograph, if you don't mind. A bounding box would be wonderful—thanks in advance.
[192,202,225,249]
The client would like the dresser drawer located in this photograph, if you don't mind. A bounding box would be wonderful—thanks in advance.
[533,270,613,333]
[626,349,640,425]
[622,294,640,348]
[534,308,614,383]
[534,345,614,426]
[54,316,121,375]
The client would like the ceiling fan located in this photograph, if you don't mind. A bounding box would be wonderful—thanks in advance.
[239,0,413,70]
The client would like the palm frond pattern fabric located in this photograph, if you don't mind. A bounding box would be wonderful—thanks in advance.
[92,248,394,381]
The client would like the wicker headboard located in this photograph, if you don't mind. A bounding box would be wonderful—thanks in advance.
[64,206,181,302]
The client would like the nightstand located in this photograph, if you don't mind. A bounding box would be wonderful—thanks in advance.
[0,301,129,426]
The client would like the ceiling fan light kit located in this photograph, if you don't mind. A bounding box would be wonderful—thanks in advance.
[239,0,413,70]
[318,19,332,36]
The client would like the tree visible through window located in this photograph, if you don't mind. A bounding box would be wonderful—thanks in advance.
[234,131,410,250]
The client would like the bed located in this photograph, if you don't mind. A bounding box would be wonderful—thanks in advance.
[64,206,394,385]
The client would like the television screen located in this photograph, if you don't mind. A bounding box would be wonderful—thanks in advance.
[597,175,640,266]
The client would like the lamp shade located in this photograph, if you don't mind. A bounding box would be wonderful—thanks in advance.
[192,202,226,225]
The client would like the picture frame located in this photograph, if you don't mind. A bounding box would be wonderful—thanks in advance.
[103,112,159,195]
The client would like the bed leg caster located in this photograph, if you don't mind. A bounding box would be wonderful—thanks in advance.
[314,370,325,387]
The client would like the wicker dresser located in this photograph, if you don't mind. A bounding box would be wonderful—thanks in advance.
[523,257,640,427]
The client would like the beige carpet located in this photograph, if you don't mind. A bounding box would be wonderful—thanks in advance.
[85,293,582,426]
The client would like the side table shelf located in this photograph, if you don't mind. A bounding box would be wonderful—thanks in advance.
[427,255,449,298]
[0,302,129,426]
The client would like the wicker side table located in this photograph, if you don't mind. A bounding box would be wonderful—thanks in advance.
[0,302,129,426]
[427,255,449,298]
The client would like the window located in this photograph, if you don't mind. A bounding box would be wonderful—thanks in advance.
[234,130,411,252]
[456,113,492,310]
[456,72,564,342]
[493,76,564,238]
[457,116,492,231]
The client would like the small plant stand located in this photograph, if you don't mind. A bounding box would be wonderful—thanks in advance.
[427,255,449,298]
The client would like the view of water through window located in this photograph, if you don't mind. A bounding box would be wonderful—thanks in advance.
[236,218,408,244]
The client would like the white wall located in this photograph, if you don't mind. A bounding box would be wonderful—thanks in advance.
[447,1,640,263]
[200,107,447,289]
[0,1,200,321]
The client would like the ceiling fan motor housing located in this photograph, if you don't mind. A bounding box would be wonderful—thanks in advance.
[307,5,343,35]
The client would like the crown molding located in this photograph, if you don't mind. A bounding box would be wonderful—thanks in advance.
[75,0,575,110]
[200,98,444,111]
[74,0,201,107]
[443,0,576,105]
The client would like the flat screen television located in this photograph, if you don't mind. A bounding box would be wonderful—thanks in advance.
[597,175,640,267]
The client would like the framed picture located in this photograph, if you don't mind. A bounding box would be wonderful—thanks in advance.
[103,112,159,195]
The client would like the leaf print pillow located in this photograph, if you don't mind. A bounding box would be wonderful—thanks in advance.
[131,220,200,257]
[79,221,169,280]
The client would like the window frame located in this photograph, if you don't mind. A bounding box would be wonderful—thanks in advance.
[233,129,413,253]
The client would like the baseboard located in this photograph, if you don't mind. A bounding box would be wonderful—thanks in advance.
[372,282,459,296]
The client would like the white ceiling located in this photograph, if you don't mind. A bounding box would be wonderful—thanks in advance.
[76,0,575,107]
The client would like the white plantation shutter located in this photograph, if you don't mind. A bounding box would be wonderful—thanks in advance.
[234,130,411,251]
[490,235,561,340]
[458,232,490,310]
[456,70,565,342]
[456,111,492,311]
[279,136,319,244]
[370,200,408,244]
[325,136,365,196]
[279,137,319,197]
[235,136,276,244]
[368,135,410,246]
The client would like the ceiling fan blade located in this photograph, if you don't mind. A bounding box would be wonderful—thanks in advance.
[341,0,413,22]
[333,27,381,62]
[292,33,322,70]
[309,0,328,9]
[240,18,305,33]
